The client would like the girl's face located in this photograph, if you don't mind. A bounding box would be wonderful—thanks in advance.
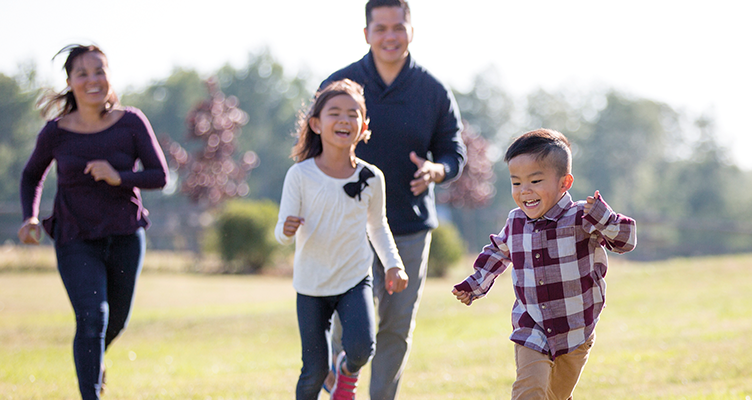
[309,94,367,154]
[66,51,112,109]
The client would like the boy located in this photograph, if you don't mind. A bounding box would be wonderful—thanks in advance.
[452,129,636,399]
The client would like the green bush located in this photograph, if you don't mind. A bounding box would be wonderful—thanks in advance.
[214,199,280,274]
[427,221,466,278]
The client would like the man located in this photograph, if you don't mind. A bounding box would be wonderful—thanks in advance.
[322,1,466,398]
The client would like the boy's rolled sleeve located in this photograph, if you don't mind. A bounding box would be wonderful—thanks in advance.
[582,195,637,254]
[454,225,513,300]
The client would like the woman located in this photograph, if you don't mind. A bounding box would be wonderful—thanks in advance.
[18,44,168,400]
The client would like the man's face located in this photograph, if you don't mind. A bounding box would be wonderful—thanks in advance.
[364,6,413,67]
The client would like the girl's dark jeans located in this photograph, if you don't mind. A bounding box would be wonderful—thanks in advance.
[295,276,376,399]
[54,228,145,400]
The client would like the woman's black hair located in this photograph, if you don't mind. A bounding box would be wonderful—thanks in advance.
[38,44,119,119]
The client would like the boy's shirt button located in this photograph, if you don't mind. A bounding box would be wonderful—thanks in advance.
[535,253,540,259]
[539,280,544,285]
[541,304,547,309]
[547,328,553,333]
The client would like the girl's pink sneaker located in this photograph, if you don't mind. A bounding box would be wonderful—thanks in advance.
[330,351,358,400]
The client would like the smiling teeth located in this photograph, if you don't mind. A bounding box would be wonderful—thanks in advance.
[524,200,540,207]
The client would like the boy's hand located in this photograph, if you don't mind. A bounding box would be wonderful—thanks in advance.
[283,216,304,237]
[584,190,601,215]
[385,267,409,295]
[452,288,474,306]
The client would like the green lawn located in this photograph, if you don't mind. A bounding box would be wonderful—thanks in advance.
[1,254,751,399]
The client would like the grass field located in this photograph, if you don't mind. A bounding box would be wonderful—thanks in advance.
[1,253,751,399]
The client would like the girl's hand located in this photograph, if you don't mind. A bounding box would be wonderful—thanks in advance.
[451,288,474,306]
[283,216,304,237]
[584,190,600,215]
[385,267,409,295]
[18,217,42,245]
[84,160,122,186]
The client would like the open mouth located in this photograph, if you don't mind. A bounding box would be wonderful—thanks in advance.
[523,199,540,208]
[335,129,351,137]
[86,88,101,94]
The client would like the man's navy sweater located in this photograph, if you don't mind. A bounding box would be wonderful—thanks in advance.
[323,52,466,236]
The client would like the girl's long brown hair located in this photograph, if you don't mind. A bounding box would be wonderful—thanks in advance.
[291,79,371,163]
[38,44,120,120]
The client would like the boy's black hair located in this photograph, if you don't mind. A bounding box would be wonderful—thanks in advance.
[504,128,572,177]
[366,0,411,26]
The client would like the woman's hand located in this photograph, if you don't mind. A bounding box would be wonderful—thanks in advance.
[84,160,122,186]
[18,217,42,245]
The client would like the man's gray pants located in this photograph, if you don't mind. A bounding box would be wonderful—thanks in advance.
[331,230,431,400]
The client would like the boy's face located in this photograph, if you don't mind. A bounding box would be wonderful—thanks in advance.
[508,153,573,220]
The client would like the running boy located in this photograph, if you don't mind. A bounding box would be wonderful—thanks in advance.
[452,128,636,399]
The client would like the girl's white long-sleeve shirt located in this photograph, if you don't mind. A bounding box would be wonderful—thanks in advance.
[275,158,404,296]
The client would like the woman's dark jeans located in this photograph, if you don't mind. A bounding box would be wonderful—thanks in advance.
[54,228,145,400]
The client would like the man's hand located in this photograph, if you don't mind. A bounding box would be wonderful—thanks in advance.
[409,151,446,196]
[385,267,409,295]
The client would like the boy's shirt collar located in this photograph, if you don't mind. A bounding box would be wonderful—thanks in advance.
[528,191,573,223]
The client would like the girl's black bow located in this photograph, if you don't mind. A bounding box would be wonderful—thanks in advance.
[344,166,375,201]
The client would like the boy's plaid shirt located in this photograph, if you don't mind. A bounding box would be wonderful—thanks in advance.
[454,192,636,358]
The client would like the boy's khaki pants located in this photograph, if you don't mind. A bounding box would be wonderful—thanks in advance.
[511,333,595,400]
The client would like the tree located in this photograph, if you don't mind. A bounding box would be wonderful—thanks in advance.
[163,77,257,206]
[0,72,42,203]
[664,115,751,256]
[453,67,514,143]
[214,49,310,202]
[123,68,204,136]
[437,124,497,248]
[579,91,681,213]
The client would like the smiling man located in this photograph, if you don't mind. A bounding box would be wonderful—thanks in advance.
[320,1,467,399]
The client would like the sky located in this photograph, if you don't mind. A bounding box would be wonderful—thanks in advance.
[2,0,750,169]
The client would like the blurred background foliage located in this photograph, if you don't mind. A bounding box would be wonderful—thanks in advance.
[2,49,751,272]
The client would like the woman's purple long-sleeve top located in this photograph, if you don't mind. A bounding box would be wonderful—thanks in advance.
[20,107,168,244]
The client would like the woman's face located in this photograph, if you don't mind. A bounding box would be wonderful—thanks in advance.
[66,51,112,110]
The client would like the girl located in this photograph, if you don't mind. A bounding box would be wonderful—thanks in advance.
[18,44,168,400]
[275,79,408,400]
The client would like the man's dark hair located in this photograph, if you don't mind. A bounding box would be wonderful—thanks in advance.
[366,0,411,26]
[505,128,572,177]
